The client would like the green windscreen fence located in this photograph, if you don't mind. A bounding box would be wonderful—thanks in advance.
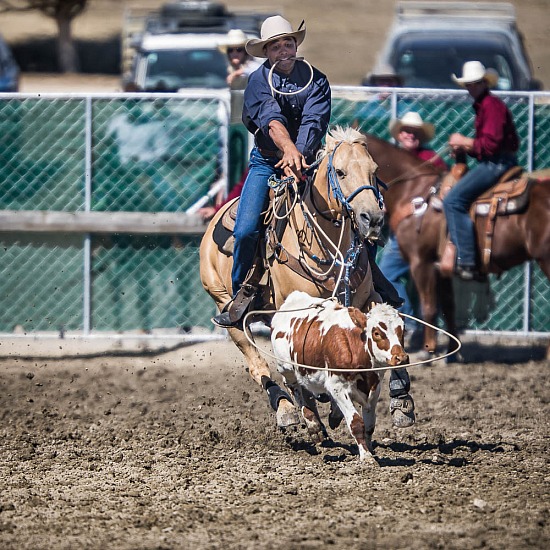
[0,89,548,334]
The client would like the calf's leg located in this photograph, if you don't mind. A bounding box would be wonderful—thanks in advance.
[329,390,377,464]
[361,382,382,453]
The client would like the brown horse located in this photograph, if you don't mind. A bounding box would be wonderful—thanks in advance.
[364,132,550,355]
[200,127,385,427]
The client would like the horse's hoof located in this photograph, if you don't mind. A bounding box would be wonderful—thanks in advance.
[277,410,300,428]
[276,400,300,428]
[446,350,465,364]
[415,349,432,361]
[390,395,416,429]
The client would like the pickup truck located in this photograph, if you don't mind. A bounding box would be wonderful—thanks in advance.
[365,1,543,91]
[122,1,270,92]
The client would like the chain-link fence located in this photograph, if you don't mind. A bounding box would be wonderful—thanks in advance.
[332,87,550,334]
[0,87,548,337]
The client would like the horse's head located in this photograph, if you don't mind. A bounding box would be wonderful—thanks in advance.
[320,126,385,242]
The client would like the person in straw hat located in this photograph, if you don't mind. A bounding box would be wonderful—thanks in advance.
[212,15,331,328]
[389,111,448,170]
[380,112,449,349]
[444,60,519,281]
[218,29,260,88]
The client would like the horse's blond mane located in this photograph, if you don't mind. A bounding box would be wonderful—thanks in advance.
[324,125,367,151]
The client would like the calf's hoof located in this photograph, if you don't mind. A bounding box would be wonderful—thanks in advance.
[276,399,300,428]
[358,450,379,465]
[328,402,344,429]
[390,394,416,429]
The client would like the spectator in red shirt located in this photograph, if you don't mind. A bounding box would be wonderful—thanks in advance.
[444,61,519,281]
[198,170,247,221]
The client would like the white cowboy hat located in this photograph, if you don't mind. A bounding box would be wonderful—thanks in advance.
[452,61,499,88]
[218,29,248,54]
[389,111,435,143]
[245,16,306,58]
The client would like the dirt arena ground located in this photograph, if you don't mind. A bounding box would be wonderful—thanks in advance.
[1,2,549,548]
[0,334,548,549]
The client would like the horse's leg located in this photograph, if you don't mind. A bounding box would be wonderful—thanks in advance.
[537,258,550,281]
[409,262,439,353]
[436,273,462,360]
[226,326,300,427]
[200,229,298,428]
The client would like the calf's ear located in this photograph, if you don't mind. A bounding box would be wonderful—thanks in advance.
[348,307,366,329]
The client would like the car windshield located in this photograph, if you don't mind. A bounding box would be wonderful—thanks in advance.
[143,48,228,91]
[390,34,518,90]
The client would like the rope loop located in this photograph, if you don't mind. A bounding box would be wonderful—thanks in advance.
[242,308,462,373]
[268,57,314,97]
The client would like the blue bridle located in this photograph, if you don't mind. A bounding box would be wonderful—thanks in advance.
[326,141,386,216]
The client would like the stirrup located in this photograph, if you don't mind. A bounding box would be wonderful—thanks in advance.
[211,310,241,329]
[211,284,258,328]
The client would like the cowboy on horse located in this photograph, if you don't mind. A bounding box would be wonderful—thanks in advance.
[203,15,416,429]
[445,61,520,281]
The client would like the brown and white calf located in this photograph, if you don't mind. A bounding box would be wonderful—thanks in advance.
[271,290,409,462]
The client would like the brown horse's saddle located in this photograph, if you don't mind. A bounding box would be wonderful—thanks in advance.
[433,165,531,216]
[473,166,531,216]
[212,198,240,255]
[437,165,531,277]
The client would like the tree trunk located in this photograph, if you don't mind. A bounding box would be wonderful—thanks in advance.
[56,14,79,73]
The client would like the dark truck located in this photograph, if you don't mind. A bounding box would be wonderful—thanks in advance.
[365,1,543,91]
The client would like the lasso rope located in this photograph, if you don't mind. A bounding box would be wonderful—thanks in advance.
[268,57,314,97]
[266,172,348,290]
[242,306,462,373]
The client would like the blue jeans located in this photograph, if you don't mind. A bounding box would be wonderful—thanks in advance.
[378,234,417,331]
[231,147,281,295]
[443,154,517,267]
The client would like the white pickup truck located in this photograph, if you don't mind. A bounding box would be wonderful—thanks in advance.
[122,1,271,92]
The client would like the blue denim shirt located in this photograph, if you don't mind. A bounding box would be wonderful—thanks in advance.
[242,59,331,162]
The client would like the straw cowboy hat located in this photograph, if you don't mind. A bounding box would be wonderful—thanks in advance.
[389,111,435,143]
[218,29,248,54]
[452,61,499,88]
[245,16,306,58]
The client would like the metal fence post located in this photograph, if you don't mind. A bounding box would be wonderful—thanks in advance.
[83,97,93,334]
[522,93,537,332]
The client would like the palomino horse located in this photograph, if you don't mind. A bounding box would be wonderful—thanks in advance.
[364,133,550,355]
[200,127,385,427]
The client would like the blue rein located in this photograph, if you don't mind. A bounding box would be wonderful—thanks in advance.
[325,141,386,305]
